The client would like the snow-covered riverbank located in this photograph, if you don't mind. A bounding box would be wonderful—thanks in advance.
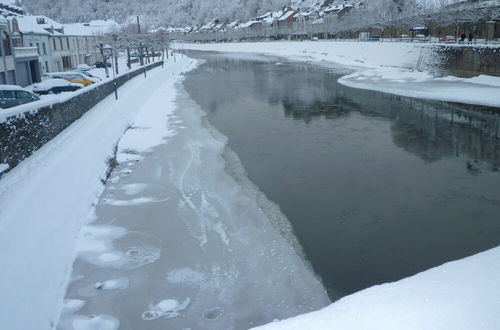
[180,41,500,108]
[0,56,197,329]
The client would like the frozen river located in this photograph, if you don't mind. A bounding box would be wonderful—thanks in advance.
[183,52,500,298]
[57,52,500,329]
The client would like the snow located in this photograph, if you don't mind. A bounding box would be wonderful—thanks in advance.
[181,41,500,107]
[253,246,500,330]
[0,55,196,329]
[63,19,121,36]
[58,57,330,329]
[339,68,500,108]
[0,163,9,174]
[1,57,145,123]
[0,84,30,91]
[33,78,81,89]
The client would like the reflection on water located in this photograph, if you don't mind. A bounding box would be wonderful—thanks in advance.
[184,51,500,298]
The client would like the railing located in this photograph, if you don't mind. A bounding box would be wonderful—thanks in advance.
[14,46,39,58]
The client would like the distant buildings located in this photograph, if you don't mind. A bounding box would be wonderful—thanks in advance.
[1,2,121,87]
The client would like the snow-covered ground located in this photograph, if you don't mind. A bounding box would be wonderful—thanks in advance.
[180,41,500,108]
[254,245,500,330]
[0,55,195,329]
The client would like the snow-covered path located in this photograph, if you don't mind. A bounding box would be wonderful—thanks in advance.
[0,56,196,329]
[180,41,500,108]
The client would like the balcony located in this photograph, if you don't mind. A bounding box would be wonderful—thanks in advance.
[14,46,39,58]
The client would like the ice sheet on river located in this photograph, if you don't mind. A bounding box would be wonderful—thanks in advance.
[59,83,329,329]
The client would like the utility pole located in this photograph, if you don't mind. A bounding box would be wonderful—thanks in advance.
[137,16,141,34]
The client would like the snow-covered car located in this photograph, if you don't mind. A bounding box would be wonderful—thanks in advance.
[413,34,429,42]
[312,36,319,41]
[43,72,94,86]
[0,85,40,109]
[77,64,91,71]
[439,36,456,43]
[79,71,102,83]
[32,79,84,95]
[399,34,410,42]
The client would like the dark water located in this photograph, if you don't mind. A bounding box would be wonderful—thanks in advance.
[183,51,500,299]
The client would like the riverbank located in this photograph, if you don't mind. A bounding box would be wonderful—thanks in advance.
[179,41,500,108]
[0,56,197,329]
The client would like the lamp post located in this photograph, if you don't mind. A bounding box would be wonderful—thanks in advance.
[103,44,118,100]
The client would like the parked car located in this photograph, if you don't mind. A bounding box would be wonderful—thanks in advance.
[399,34,410,42]
[94,61,111,68]
[369,35,381,41]
[0,85,40,109]
[312,36,319,41]
[32,79,83,95]
[439,35,456,43]
[79,71,102,83]
[77,63,91,71]
[413,34,429,42]
[43,72,94,86]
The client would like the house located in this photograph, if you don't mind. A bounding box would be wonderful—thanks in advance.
[323,3,354,25]
[0,15,15,84]
[1,15,41,86]
[0,1,24,16]
[238,20,262,31]
[295,11,320,27]
[276,6,299,28]
[63,19,121,67]
[10,16,55,73]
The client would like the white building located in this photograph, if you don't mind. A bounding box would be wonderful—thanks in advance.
[10,16,55,73]
[10,15,121,73]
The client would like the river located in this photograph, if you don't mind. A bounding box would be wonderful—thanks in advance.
[183,51,500,299]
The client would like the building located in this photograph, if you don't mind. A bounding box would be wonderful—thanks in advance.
[10,16,54,73]
[10,15,121,73]
[275,7,300,28]
[63,19,121,68]
[1,15,41,86]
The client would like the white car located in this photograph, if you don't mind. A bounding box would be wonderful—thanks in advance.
[32,79,84,95]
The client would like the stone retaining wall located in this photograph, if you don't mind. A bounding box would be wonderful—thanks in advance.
[0,61,163,174]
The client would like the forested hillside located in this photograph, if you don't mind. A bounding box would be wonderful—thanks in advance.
[20,0,326,26]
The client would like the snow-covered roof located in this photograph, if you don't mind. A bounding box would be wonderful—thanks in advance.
[277,9,298,21]
[0,84,29,91]
[0,1,24,15]
[64,19,120,36]
[12,15,62,35]
[238,20,261,29]
[228,20,239,29]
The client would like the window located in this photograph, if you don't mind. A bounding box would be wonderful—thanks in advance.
[0,90,16,99]
[59,38,63,50]
[1,31,12,56]
[45,61,49,71]
[66,38,70,49]
[16,91,33,100]
[42,43,46,55]
[36,43,40,55]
